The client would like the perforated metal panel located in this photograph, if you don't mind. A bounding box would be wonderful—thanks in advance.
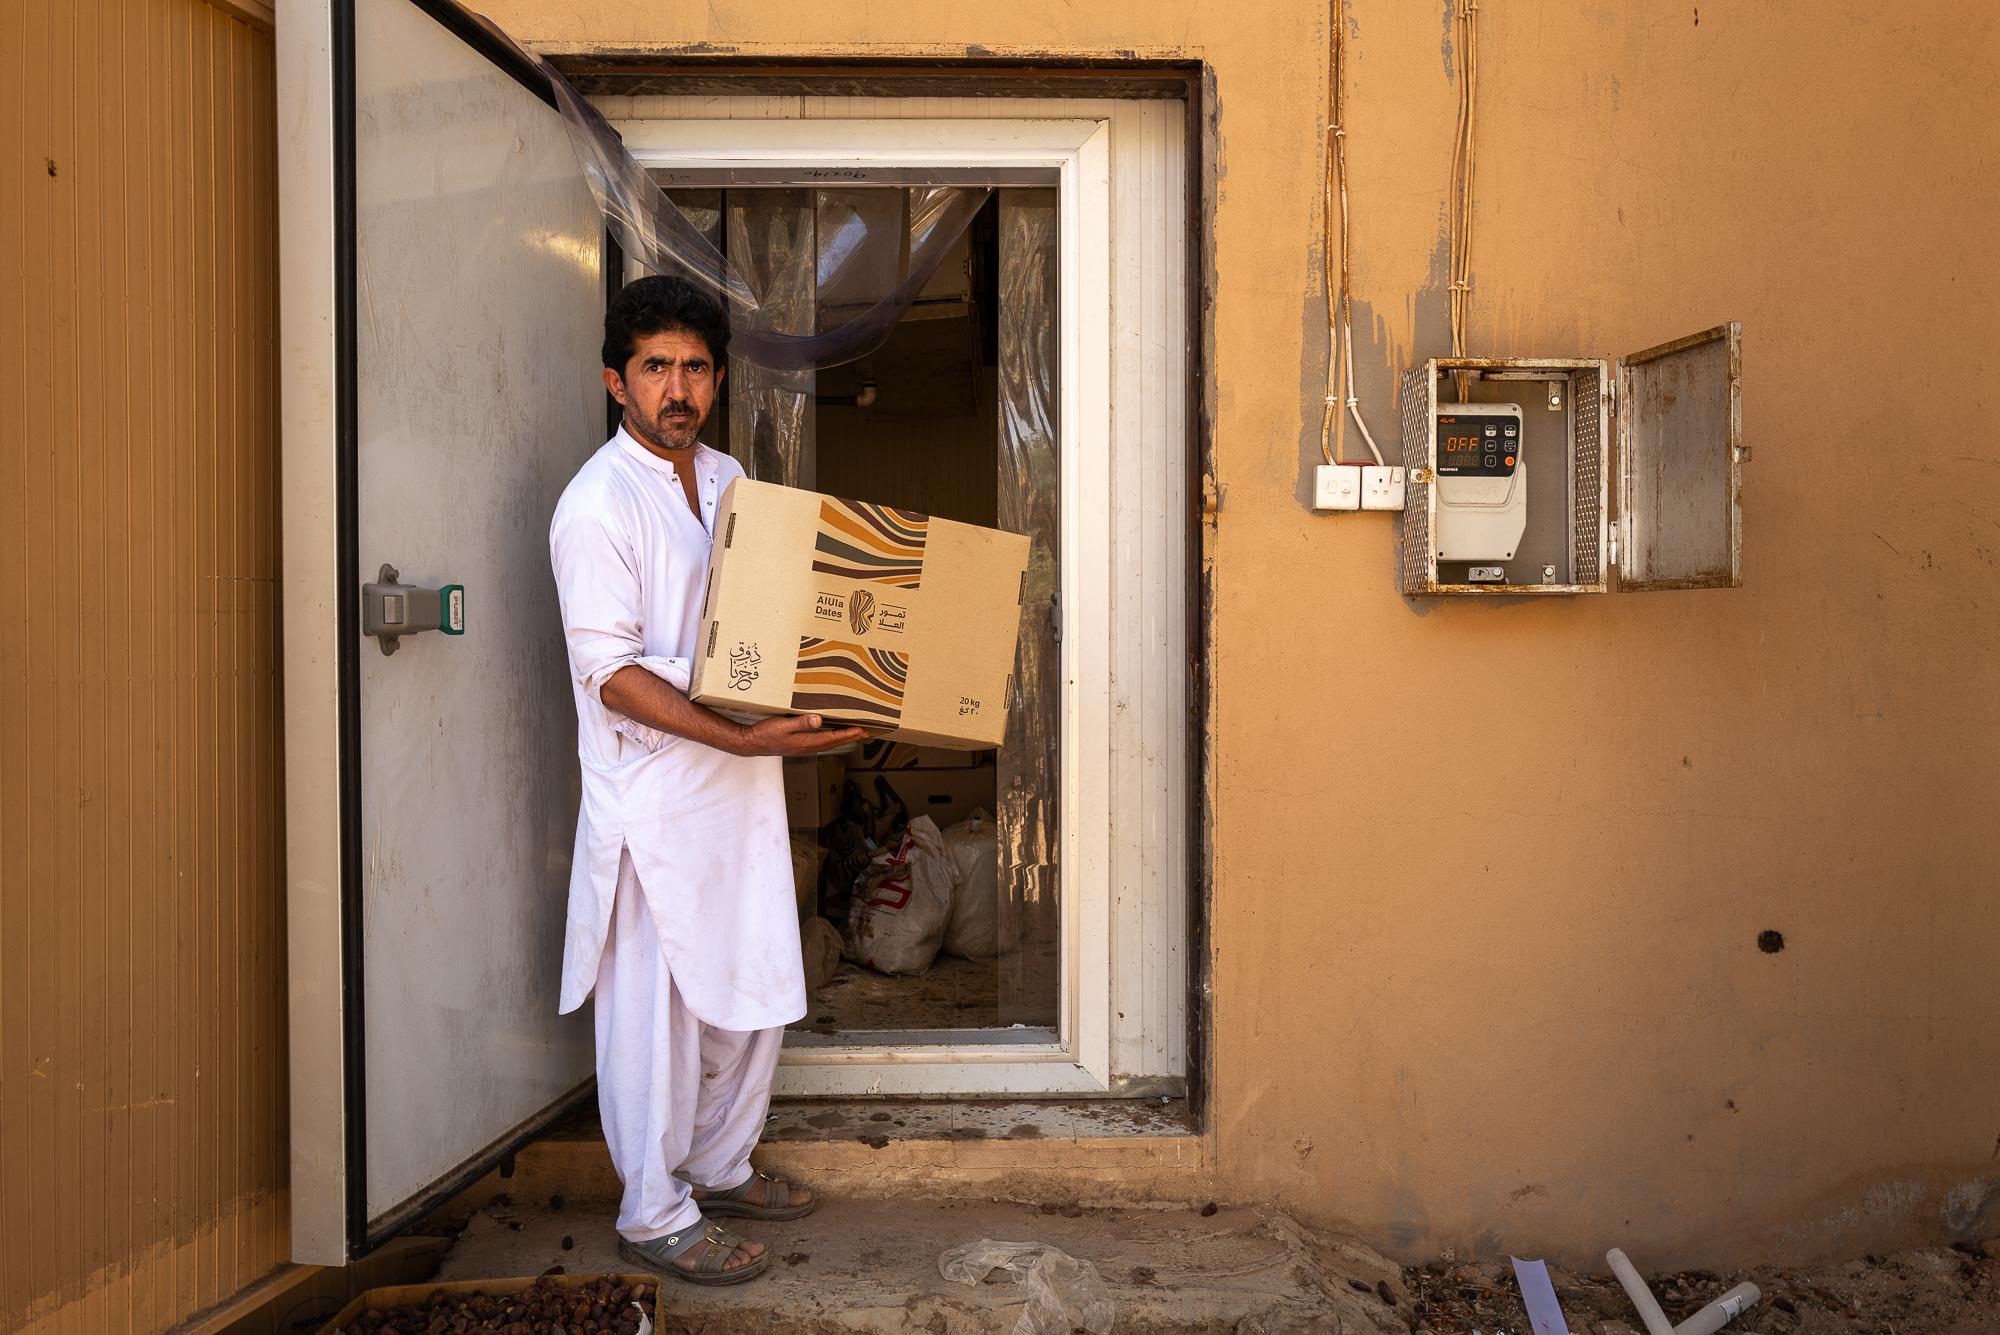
[1398,365,1434,595]
[1571,368,1603,585]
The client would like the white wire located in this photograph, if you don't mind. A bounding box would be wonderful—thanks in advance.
[1340,291,1385,467]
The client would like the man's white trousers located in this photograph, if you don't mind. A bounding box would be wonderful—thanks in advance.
[595,850,784,1242]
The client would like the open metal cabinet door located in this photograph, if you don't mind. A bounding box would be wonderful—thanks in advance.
[1615,322,1745,590]
[279,0,602,1263]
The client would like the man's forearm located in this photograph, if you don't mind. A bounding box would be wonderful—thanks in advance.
[599,664,748,755]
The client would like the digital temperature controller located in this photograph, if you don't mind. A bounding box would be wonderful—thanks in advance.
[1436,412,1520,477]
[1433,402,1529,567]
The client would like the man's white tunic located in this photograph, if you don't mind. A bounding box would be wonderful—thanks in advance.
[549,426,806,1031]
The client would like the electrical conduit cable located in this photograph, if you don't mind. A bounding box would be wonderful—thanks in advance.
[1320,0,1385,467]
[1447,0,1480,397]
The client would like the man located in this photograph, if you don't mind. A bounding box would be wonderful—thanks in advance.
[549,275,864,1284]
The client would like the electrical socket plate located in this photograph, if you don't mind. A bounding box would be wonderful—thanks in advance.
[1361,465,1406,511]
[1314,464,1361,511]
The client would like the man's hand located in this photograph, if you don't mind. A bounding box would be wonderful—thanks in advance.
[732,714,868,758]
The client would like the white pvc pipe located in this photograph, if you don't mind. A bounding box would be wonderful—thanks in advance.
[1675,1284,1762,1335]
[1606,1248,1760,1335]
[1607,1250,1675,1335]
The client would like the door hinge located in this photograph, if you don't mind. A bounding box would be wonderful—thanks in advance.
[1607,527,1619,567]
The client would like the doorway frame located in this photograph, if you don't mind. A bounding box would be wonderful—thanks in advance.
[613,111,1188,1098]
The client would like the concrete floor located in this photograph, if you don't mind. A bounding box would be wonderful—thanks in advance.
[788,955,1007,1035]
[434,1193,1412,1333]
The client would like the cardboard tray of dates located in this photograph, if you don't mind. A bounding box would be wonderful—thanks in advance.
[318,1271,659,1334]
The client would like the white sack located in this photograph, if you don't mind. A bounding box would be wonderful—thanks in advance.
[940,810,1001,961]
[842,816,954,975]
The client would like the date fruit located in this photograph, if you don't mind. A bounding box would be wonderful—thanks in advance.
[334,1275,652,1335]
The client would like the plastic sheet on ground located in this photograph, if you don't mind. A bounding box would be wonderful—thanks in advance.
[938,1239,1116,1335]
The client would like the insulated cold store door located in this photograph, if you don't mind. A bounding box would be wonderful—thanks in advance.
[282,0,604,1262]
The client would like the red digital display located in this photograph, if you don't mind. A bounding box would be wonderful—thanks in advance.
[1435,414,1517,475]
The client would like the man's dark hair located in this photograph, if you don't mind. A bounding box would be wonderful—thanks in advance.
[601,274,730,373]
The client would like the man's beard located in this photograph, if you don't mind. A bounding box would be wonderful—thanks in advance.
[628,398,704,452]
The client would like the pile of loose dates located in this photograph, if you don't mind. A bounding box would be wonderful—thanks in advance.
[336,1275,654,1335]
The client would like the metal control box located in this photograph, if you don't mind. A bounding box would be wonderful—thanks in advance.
[1397,323,1744,597]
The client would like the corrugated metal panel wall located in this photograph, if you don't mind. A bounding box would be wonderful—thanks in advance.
[0,1,287,1331]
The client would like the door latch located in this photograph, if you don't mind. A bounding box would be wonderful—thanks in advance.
[362,563,464,655]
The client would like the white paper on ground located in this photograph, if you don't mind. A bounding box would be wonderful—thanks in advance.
[1510,1256,1572,1335]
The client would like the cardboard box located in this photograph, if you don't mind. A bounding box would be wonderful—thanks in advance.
[868,764,998,829]
[690,479,1030,749]
[851,739,993,770]
[316,1272,660,1334]
[782,755,846,833]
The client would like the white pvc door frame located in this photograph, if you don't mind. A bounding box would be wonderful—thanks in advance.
[615,114,1187,1099]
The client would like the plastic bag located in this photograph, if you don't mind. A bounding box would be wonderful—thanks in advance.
[842,817,954,975]
[818,775,910,922]
[937,1239,1116,1335]
[941,810,1001,961]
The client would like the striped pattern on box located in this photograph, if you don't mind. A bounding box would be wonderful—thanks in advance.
[810,498,928,589]
[792,637,911,725]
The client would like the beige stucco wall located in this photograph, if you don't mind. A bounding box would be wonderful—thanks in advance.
[495,0,1999,1268]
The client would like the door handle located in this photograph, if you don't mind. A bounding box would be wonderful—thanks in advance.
[362,563,464,656]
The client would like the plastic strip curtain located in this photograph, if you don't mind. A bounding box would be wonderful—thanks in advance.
[469,8,989,481]
[717,187,982,486]
[724,191,816,485]
[996,190,1061,1028]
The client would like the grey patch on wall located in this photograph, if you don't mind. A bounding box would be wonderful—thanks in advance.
[1441,0,1457,80]
[1384,1189,1432,1253]
[1203,63,1226,188]
[1293,235,1447,509]
[1945,1179,2000,1239]
[1199,61,1223,494]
